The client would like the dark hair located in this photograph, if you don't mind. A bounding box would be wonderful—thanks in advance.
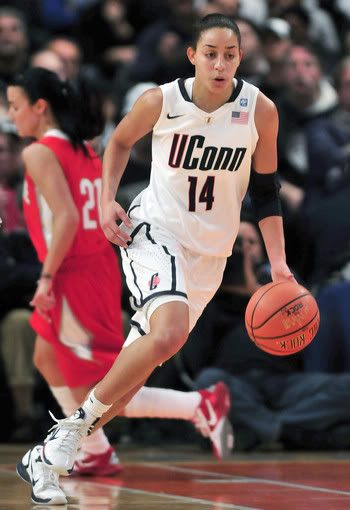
[8,67,94,153]
[192,13,241,49]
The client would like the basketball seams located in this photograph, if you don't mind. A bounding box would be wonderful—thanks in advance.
[246,281,320,355]
[254,309,319,340]
[252,292,311,330]
[249,281,287,342]
[255,311,320,355]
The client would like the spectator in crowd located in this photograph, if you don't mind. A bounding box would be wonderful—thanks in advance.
[269,0,341,63]
[36,0,89,35]
[235,18,268,87]
[0,122,26,232]
[260,17,292,102]
[45,36,82,82]
[77,0,136,80]
[128,0,196,84]
[0,7,29,84]
[299,56,350,284]
[30,48,67,80]
[275,44,338,276]
[0,225,41,441]
[277,44,338,209]
[303,279,350,373]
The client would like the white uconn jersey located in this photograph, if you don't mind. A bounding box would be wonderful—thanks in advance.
[133,77,259,257]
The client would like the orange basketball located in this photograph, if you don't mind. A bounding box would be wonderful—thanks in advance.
[245,281,320,356]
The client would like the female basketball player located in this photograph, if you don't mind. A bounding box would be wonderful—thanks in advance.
[9,67,233,505]
[24,11,295,486]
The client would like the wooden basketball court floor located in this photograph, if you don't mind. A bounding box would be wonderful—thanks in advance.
[1,443,350,509]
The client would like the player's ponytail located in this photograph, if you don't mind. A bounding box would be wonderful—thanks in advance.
[9,68,93,153]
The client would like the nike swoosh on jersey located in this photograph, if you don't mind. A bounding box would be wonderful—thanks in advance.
[167,113,185,119]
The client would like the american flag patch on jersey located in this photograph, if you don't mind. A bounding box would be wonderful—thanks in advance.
[231,111,249,124]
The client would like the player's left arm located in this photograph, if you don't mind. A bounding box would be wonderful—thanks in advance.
[252,92,295,283]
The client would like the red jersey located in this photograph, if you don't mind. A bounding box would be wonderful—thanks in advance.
[22,129,107,263]
[24,130,125,387]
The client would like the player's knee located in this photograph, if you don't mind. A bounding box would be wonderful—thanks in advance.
[33,345,56,374]
[151,325,189,363]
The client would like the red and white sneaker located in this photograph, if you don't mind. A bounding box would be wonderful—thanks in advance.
[192,382,234,459]
[73,446,123,476]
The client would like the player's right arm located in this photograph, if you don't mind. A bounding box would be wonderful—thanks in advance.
[101,87,163,246]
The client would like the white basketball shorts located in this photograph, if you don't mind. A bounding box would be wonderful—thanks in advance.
[120,206,227,347]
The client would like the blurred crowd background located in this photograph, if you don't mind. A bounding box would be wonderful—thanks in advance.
[2,0,350,454]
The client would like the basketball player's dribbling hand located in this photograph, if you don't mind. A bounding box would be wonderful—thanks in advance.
[270,261,297,284]
[101,200,132,247]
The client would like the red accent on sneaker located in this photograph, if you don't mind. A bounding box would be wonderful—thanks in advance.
[193,382,233,459]
[73,446,123,476]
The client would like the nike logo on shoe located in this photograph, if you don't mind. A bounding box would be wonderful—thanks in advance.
[167,113,185,119]
[205,401,218,427]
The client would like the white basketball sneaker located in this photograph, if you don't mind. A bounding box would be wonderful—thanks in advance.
[16,444,67,505]
[192,382,234,459]
[42,408,98,476]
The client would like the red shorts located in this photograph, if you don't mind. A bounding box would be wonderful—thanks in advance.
[30,247,124,388]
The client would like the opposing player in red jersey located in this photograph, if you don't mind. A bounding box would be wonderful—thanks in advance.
[9,68,125,481]
[8,68,233,506]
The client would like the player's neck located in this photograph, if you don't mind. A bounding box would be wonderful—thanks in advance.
[192,80,234,113]
[38,123,60,139]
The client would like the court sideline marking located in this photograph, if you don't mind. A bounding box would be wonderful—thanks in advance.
[144,463,350,496]
[64,480,261,510]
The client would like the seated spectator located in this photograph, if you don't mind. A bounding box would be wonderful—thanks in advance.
[0,308,37,441]
[0,227,41,440]
[303,279,350,373]
[269,0,341,67]
[301,56,350,283]
[77,0,136,80]
[235,18,268,87]
[195,340,350,451]
[277,44,338,212]
[128,0,196,84]
[45,36,82,83]
[0,7,29,84]
[275,44,338,277]
[260,18,292,103]
[30,48,67,80]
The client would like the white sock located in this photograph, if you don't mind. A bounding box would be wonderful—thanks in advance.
[82,388,112,424]
[50,386,111,454]
[124,386,201,420]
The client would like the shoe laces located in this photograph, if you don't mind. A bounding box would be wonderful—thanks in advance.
[47,411,91,456]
